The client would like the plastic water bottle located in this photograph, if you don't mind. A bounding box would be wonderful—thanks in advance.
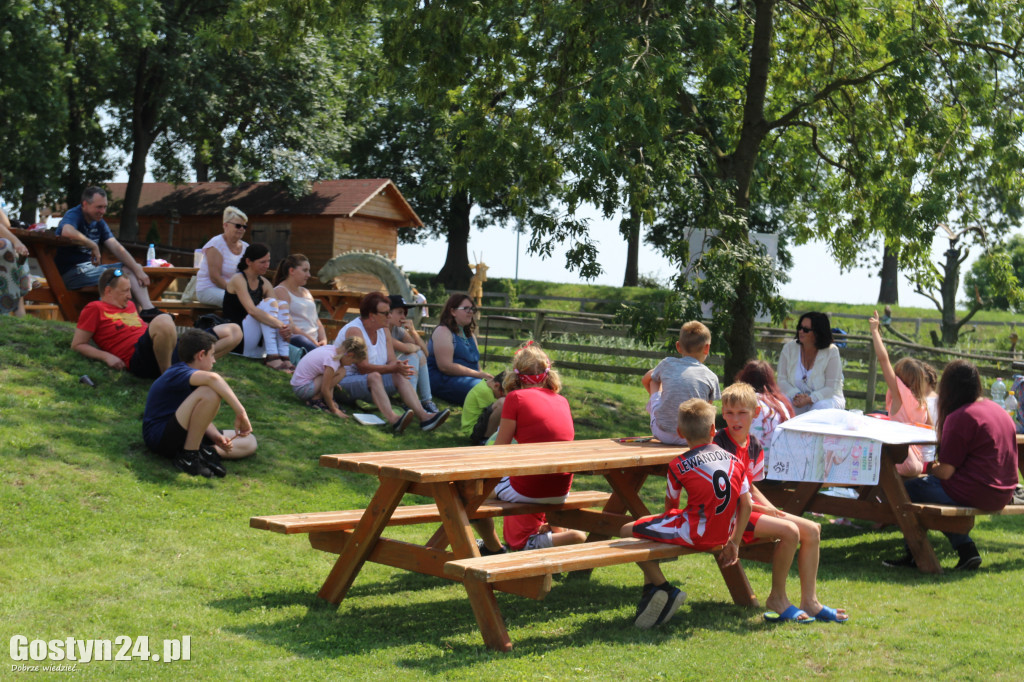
[146,243,156,267]
[991,377,1007,404]
[1005,390,1018,415]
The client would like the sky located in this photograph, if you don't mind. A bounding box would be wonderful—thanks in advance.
[394,206,983,310]
[87,164,984,309]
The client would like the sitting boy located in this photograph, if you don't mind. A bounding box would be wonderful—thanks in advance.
[622,398,751,629]
[142,329,257,478]
[461,371,505,444]
[643,320,720,445]
[72,267,241,378]
[714,382,848,623]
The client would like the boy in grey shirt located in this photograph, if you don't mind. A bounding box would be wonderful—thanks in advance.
[642,320,721,444]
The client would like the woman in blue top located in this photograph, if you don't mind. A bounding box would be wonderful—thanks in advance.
[427,293,492,405]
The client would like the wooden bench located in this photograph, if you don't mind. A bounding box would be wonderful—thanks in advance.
[154,299,220,327]
[901,502,1024,534]
[250,490,614,535]
[444,537,762,652]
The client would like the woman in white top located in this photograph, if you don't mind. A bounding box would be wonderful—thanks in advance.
[196,206,249,306]
[273,253,327,354]
[776,311,845,414]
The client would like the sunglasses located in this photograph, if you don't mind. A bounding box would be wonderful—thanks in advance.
[455,305,477,313]
[376,309,391,316]
[229,222,247,230]
[798,325,814,333]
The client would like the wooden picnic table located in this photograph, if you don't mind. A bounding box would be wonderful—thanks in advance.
[254,438,764,651]
[306,289,364,320]
[13,227,196,321]
[761,436,1024,574]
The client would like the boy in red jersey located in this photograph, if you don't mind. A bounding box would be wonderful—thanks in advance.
[623,398,751,629]
[713,382,848,623]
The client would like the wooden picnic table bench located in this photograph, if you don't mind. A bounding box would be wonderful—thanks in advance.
[13,227,198,321]
[761,434,1024,573]
[253,438,768,652]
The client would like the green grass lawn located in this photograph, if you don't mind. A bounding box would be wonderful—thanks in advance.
[2,315,1023,680]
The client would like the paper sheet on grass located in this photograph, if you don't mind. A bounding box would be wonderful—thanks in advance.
[766,409,936,485]
[353,413,386,426]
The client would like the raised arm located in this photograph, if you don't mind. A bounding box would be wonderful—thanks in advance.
[869,310,903,415]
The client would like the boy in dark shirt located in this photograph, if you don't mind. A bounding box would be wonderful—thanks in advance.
[143,329,256,478]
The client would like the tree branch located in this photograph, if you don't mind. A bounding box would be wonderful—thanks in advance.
[767,59,898,132]
[784,120,850,172]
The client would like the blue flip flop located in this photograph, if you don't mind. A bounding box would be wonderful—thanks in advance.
[763,605,816,624]
[812,605,849,623]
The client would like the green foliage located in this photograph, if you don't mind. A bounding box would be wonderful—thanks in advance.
[965,234,1024,312]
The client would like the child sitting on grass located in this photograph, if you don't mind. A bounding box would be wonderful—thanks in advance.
[142,329,257,479]
[642,320,720,444]
[474,343,585,553]
[622,398,751,629]
[714,382,848,623]
[461,371,506,445]
[290,336,367,419]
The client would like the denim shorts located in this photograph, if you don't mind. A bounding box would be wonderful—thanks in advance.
[62,262,123,289]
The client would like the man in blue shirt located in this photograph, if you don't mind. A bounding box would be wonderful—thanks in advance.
[56,186,161,319]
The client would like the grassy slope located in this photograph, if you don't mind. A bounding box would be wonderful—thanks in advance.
[2,315,1023,680]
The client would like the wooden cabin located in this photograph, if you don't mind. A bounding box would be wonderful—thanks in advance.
[104,180,422,291]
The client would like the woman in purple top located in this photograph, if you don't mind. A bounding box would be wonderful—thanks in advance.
[884,360,1019,571]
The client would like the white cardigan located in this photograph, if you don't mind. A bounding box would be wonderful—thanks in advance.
[776,340,845,404]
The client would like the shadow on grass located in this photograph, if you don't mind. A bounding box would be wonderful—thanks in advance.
[211,577,759,667]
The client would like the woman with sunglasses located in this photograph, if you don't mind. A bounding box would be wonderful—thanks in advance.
[427,293,492,405]
[776,311,845,415]
[196,206,249,306]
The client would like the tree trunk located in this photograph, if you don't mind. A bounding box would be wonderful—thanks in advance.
[621,204,640,287]
[939,246,961,346]
[19,181,39,224]
[877,245,899,304]
[723,270,758,383]
[433,191,474,289]
[195,152,209,183]
[62,22,84,207]
[119,48,161,241]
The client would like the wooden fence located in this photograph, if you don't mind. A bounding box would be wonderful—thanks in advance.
[451,306,1023,413]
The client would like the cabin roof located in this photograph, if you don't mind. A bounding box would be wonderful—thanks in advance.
[105,180,423,227]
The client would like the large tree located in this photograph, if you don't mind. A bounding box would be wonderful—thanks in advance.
[390,1,1024,378]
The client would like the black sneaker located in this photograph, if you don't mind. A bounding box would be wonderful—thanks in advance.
[391,409,414,435]
[655,586,687,626]
[634,583,669,629]
[955,542,982,571]
[421,400,439,414]
[198,446,227,478]
[476,539,508,556]
[882,553,917,569]
[421,408,451,432]
[173,451,213,478]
